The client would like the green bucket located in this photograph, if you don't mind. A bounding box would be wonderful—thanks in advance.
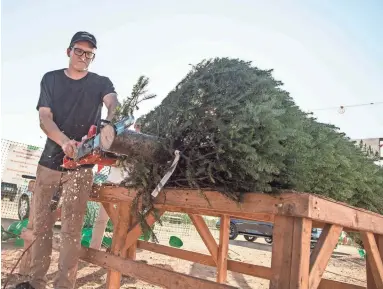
[82,228,93,237]
[102,236,112,248]
[358,248,366,259]
[7,219,29,236]
[15,238,25,247]
[81,228,93,248]
[138,229,151,241]
[80,228,114,248]
[169,236,183,248]
[81,238,91,248]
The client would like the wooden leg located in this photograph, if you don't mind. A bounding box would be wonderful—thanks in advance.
[290,218,312,289]
[270,215,294,289]
[189,214,219,264]
[361,232,383,288]
[106,202,132,289]
[217,215,230,283]
[366,234,383,289]
[367,254,377,289]
[270,216,312,289]
[127,214,137,260]
[103,202,119,225]
[310,224,343,289]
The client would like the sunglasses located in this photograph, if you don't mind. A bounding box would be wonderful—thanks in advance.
[72,47,95,60]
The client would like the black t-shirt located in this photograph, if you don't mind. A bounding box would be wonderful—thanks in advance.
[36,69,116,171]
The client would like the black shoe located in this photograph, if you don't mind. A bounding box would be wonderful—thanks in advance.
[15,282,35,289]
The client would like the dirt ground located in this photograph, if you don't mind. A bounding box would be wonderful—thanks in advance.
[1,222,366,289]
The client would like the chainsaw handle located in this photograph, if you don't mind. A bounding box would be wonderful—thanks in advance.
[96,119,111,135]
[88,125,97,138]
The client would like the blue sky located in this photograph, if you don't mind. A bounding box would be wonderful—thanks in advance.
[1,0,382,147]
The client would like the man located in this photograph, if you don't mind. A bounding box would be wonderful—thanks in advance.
[16,31,119,289]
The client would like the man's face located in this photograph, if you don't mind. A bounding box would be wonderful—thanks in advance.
[134,123,141,133]
[68,41,96,71]
[28,180,35,192]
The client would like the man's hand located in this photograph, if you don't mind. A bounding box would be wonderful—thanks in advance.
[61,139,78,159]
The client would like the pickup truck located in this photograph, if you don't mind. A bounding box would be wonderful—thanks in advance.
[216,218,322,248]
[1,182,18,202]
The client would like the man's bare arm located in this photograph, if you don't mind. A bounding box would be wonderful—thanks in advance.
[39,107,70,147]
[103,93,120,121]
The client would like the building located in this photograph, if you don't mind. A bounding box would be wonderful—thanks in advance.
[352,137,383,166]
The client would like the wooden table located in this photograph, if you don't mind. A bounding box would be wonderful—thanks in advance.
[21,185,383,289]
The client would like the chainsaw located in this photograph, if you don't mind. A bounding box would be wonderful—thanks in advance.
[58,115,181,212]
[61,116,135,169]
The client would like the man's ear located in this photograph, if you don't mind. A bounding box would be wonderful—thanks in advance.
[66,48,71,57]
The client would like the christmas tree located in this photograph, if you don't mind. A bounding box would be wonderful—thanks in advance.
[119,58,383,218]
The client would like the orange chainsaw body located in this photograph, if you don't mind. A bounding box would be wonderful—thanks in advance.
[61,124,117,170]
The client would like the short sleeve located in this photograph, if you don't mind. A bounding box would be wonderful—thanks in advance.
[36,74,53,111]
[100,77,117,102]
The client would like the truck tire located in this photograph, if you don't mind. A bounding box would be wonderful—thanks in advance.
[244,235,257,242]
[229,223,238,240]
[18,195,30,220]
[265,237,273,244]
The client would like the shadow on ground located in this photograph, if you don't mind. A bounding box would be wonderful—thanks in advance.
[189,262,251,289]
[229,239,272,252]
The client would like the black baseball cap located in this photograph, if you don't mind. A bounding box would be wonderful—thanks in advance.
[69,31,97,48]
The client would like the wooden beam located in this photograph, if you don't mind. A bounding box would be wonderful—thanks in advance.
[309,224,343,289]
[92,186,383,235]
[28,235,362,289]
[217,215,230,283]
[127,213,137,260]
[168,206,276,224]
[367,253,377,289]
[91,185,137,203]
[308,195,383,235]
[361,232,383,288]
[367,235,383,288]
[270,215,295,289]
[137,240,272,279]
[378,235,383,259]
[106,202,132,289]
[102,202,118,225]
[290,218,312,289]
[318,279,365,289]
[91,186,311,218]
[155,189,310,217]
[138,241,364,289]
[189,214,219,263]
[80,247,238,289]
